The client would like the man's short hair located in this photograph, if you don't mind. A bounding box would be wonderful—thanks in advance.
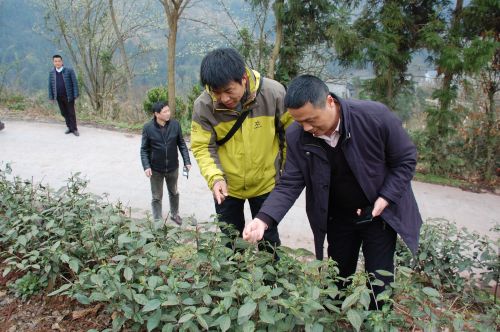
[284,75,329,109]
[200,48,246,90]
[53,54,63,60]
[152,101,168,114]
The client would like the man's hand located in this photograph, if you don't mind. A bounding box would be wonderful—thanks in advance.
[212,180,228,204]
[372,197,389,217]
[144,168,152,178]
[186,165,192,171]
[243,218,267,243]
[356,197,389,218]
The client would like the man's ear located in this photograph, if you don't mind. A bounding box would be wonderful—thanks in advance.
[241,73,248,85]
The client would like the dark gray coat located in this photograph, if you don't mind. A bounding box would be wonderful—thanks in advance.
[259,95,422,259]
[48,67,79,102]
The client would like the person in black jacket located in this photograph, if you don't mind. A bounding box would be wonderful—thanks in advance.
[48,55,80,136]
[140,101,191,225]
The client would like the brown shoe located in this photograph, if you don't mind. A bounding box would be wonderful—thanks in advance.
[170,215,182,225]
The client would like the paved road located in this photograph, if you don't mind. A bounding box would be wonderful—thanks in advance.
[0,120,498,253]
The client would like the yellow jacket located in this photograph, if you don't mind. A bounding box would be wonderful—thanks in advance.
[191,69,293,199]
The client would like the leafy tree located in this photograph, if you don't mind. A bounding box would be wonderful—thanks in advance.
[273,0,336,83]
[333,0,448,113]
[421,0,464,174]
[461,0,499,181]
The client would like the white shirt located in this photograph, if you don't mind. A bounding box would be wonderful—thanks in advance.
[55,67,64,73]
[316,119,341,147]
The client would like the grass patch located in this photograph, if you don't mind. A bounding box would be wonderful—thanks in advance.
[414,172,470,188]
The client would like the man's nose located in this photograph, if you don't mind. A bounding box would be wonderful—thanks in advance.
[219,93,231,104]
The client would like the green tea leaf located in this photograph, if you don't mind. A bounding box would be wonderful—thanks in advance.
[422,287,440,297]
[219,314,231,332]
[238,300,257,319]
[178,313,194,324]
[74,293,91,305]
[48,283,72,296]
[124,267,133,281]
[142,299,162,312]
[347,309,362,332]
[147,309,161,332]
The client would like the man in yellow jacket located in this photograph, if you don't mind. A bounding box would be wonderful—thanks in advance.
[191,48,293,252]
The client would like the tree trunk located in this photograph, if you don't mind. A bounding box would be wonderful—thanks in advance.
[267,0,283,79]
[160,0,191,116]
[108,0,133,95]
[484,79,497,181]
[167,17,178,115]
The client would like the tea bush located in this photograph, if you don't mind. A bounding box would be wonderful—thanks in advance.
[0,164,498,331]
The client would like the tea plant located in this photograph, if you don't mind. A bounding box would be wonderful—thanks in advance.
[1,164,498,331]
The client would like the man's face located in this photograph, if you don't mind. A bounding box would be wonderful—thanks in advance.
[209,77,247,109]
[53,57,63,69]
[155,105,171,122]
[288,95,338,137]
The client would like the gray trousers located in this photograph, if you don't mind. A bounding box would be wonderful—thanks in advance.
[150,169,179,221]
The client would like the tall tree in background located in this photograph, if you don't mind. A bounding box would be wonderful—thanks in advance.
[333,0,448,112]
[241,0,335,82]
[274,0,335,83]
[421,0,464,174]
[158,0,191,116]
[461,0,499,181]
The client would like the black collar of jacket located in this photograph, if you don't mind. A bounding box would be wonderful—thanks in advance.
[152,117,170,128]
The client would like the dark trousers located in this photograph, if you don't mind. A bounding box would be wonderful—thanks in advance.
[57,96,78,132]
[150,169,179,221]
[327,214,397,309]
[215,193,281,251]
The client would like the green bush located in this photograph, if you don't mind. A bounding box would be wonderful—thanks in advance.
[9,271,47,300]
[0,165,498,331]
[142,86,186,116]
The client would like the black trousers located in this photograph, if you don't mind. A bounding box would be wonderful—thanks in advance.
[327,213,397,309]
[57,96,78,132]
[214,192,281,251]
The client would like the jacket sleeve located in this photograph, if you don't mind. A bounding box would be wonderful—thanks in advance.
[258,129,305,224]
[177,123,191,166]
[48,72,54,100]
[275,83,294,170]
[70,68,79,98]
[378,109,417,205]
[191,98,225,189]
[140,125,151,170]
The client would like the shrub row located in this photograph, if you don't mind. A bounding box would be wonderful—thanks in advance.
[0,164,498,331]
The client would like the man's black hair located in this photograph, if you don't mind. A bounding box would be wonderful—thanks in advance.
[284,75,329,109]
[152,101,168,114]
[200,48,246,90]
[52,54,63,60]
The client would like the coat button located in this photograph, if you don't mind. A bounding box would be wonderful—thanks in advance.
[305,151,310,156]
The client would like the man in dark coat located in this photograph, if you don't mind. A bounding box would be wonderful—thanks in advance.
[140,101,191,225]
[243,74,422,309]
[48,55,80,136]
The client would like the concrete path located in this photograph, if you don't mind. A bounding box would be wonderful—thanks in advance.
[0,120,498,253]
